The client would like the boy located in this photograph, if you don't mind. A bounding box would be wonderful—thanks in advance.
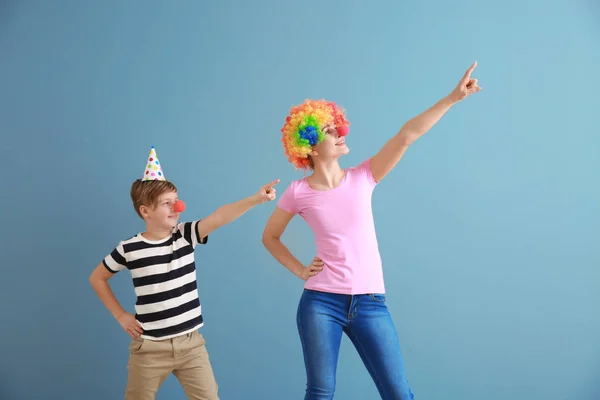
[89,146,279,399]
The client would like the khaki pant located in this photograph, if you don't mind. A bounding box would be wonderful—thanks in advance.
[125,330,219,400]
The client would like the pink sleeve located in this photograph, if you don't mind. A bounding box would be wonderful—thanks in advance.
[354,158,377,187]
[277,181,298,214]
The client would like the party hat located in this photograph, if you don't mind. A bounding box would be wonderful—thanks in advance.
[142,146,165,181]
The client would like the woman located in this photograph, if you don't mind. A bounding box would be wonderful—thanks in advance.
[262,62,481,399]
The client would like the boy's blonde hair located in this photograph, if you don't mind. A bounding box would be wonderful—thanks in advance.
[130,179,178,219]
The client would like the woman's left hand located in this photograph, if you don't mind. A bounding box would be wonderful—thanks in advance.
[448,61,482,103]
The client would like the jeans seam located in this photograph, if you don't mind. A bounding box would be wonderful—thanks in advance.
[347,295,358,321]
[297,296,311,398]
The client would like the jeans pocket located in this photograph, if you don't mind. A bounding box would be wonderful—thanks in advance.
[368,293,386,303]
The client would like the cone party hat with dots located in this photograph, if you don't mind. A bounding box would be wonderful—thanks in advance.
[142,146,165,181]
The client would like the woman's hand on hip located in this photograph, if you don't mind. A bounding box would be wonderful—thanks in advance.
[300,257,324,280]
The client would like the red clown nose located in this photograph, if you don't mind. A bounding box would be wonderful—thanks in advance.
[173,200,186,213]
[337,126,349,137]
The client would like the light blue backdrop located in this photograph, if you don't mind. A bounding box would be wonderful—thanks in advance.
[1,1,598,399]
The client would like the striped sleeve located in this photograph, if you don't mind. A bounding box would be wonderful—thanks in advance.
[103,243,127,273]
[178,221,208,248]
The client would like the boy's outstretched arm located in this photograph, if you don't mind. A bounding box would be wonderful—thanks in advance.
[196,179,279,239]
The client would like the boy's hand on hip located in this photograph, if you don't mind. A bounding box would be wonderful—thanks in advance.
[118,312,143,339]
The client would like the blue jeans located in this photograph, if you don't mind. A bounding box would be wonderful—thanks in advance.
[297,289,414,400]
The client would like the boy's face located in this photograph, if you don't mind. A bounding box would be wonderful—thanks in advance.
[141,190,180,229]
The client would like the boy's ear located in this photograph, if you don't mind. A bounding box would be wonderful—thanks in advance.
[139,204,150,218]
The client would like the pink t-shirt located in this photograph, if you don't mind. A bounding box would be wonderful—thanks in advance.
[277,158,385,295]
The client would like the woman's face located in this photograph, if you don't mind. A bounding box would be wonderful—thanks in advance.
[311,123,349,161]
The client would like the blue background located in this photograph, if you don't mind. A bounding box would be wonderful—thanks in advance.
[1,1,599,399]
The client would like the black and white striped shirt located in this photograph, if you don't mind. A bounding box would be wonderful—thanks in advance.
[103,220,207,340]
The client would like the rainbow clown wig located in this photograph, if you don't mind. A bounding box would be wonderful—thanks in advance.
[281,99,350,170]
